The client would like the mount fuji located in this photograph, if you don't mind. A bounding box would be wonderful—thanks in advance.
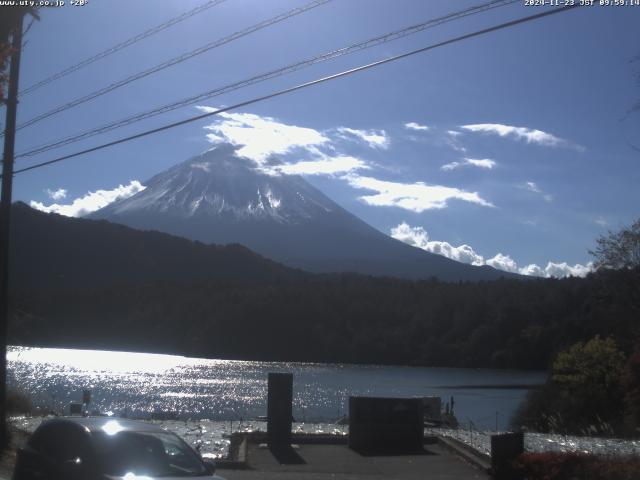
[91,144,514,281]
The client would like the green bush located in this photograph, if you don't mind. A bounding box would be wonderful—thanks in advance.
[511,336,630,436]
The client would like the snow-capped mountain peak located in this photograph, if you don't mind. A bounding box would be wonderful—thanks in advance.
[91,143,516,281]
[97,144,334,224]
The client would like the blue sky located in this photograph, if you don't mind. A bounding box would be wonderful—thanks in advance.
[6,0,640,277]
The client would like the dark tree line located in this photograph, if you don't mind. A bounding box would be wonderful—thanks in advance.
[9,266,640,371]
[8,205,640,371]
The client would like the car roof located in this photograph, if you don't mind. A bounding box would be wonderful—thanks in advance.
[39,416,168,434]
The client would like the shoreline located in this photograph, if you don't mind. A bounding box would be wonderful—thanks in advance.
[6,344,550,373]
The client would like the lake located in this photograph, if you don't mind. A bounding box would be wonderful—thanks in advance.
[7,346,545,431]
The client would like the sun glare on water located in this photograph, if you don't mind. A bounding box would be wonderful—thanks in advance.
[7,346,230,374]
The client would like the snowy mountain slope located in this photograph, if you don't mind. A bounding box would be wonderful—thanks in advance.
[101,144,333,223]
[92,144,517,281]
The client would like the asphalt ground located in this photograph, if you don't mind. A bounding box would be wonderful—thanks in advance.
[220,442,488,480]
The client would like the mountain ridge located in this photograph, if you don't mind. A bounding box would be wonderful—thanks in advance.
[9,202,303,290]
[91,143,518,282]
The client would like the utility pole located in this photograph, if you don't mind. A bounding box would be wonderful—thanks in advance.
[0,11,24,453]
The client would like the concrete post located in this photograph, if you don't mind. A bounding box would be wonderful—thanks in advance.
[267,373,292,447]
[348,397,423,453]
[491,432,524,480]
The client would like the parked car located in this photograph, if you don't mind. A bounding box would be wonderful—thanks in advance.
[13,417,226,479]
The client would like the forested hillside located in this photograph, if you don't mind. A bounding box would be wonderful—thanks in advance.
[10,267,639,370]
[9,202,303,289]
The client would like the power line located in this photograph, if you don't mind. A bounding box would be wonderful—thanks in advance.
[16,0,517,158]
[16,0,519,159]
[9,5,579,177]
[20,13,38,50]
[19,0,229,96]
[10,0,332,134]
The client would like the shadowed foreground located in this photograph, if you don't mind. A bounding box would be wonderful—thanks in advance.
[222,442,487,480]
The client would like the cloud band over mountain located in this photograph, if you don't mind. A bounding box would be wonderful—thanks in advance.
[391,222,592,278]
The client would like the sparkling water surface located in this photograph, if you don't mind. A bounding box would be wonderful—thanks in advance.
[8,347,638,459]
[8,346,545,428]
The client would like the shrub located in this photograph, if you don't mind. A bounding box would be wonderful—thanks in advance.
[622,339,640,435]
[511,336,627,435]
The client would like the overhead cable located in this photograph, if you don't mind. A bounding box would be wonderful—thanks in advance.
[9,5,579,177]
[10,0,332,133]
[16,0,519,159]
[19,0,229,96]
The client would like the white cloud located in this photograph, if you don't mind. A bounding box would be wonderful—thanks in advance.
[521,261,594,278]
[404,122,430,131]
[391,222,593,278]
[196,109,492,211]
[441,158,496,171]
[519,263,545,277]
[440,161,462,171]
[197,108,379,177]
[336,127,389,149]
[525,181,541,193]
[198,106,329,164]
[460,123,581,149]
[267,155,368,176]
[344,175,494,213]
[466,158,496,169]
[444,130,467,153]
[30,180,146,217]
[523,181,553,203]
[544,261,593,278]
[486,253,519,273]
[391,222,484,265]
[45,188,67,201]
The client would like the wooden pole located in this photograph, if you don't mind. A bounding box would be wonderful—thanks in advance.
[0,11,24,453]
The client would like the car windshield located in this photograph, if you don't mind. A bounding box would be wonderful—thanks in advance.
[92,430,207,477]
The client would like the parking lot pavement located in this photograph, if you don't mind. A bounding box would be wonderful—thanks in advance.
[220,443,488,480]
